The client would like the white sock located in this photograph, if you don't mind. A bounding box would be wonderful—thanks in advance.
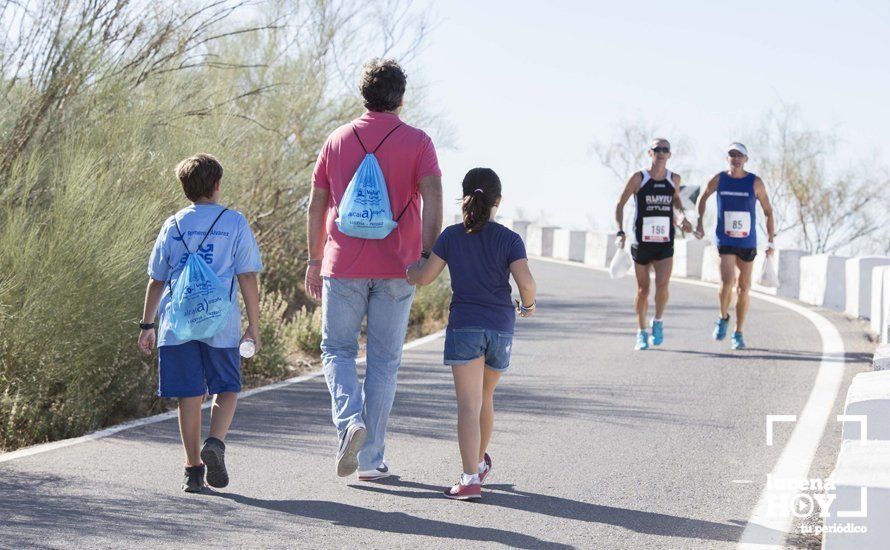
[461,472,480,485]
[478,460,487,473]
[653,317,663,323]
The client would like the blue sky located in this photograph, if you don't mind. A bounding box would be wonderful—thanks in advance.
[408,0,889,229]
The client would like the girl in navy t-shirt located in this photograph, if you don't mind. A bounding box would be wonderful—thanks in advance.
[406,167,537,501]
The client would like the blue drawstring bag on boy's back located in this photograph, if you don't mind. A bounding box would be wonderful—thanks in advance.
[169,208,233,340]
[335,123,414,239]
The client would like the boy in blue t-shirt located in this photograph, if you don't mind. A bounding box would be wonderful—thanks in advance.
[137,153,263,493]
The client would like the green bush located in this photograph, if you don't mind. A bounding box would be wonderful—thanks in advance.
[408,276,452,339]
[293,306,324,355]
[0,0,440,451]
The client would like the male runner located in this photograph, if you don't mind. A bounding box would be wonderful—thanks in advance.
[615,138,693,350]
[694,142,775,350]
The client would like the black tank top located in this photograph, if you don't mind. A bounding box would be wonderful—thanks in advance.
[633,170,675,245]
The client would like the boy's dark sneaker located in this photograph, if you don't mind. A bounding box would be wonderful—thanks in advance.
[200,437,229,488]
[182,464,206,493]
[336,423,367,477]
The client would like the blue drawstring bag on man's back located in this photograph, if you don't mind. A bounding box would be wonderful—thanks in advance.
[169,208,233,340]
[335,123,414,239]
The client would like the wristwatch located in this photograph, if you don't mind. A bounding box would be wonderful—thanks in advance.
[139,322,155,330]
[420,250,431,259]
[616,230,625,237]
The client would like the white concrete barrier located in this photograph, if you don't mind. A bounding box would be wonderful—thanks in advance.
[823,440,890,549]
[584,231,618,267]
[799,254,848,311]
[499,218,531,243]
[869,266,890,338]
[701,245,722,284]
[552,229,586,262]
[875,345,890,371]
[526,225,559,257]
[878,270,890,344]
[673,238,710,279]
[845,257,890,319]
[775,249,807,298]
[841,371,890,441]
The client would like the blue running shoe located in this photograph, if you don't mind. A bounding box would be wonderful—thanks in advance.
[635,330,650,350]
[651,320,664,346]
[713,315,729,341]
[732,331,746,350]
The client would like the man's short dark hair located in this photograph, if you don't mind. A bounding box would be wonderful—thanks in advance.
[175,153,223,202]
[359,58,406,112]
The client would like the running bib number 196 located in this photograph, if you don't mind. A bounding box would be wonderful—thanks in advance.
[642,217,670,243]
[724,211,751,238]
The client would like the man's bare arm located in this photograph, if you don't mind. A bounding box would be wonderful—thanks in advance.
[304,186,330,300]
[615,172,641,247]
[754,177,776,250]
[418,175,443,254]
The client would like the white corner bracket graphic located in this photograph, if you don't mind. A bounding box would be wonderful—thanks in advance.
[766,415,797,446]
[837,487,868,518]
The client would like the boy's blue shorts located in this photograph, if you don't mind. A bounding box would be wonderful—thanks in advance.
[443,327,513,372]
[158,341,241,398]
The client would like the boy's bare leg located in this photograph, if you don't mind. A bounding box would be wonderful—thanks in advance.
[718,255,737,317]
[208,392,238,441]
[633,263,651,330]
[735,257,754,333]
[652,257,673,319]
[452,356,484,476]
[178,396,204,466]
[479,367,502,462]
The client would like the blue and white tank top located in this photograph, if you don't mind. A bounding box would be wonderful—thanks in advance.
[715,171,757,248]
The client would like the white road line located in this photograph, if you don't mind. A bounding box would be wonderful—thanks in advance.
[0,330,446,464]
[532,255,846,548]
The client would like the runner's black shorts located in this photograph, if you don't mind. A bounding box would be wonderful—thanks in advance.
[718,246,757,262]
[631,243,674,265]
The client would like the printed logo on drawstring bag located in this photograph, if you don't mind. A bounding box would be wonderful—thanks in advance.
[168,209,233,340]
[335,123,414,239]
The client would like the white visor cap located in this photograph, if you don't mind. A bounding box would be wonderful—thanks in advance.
[727,142,748,156]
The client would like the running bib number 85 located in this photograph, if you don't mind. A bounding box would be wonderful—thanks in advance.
[724,211,751,238]
[642,217,670,243]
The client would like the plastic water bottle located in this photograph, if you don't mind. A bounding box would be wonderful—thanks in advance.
[239,338,255,359]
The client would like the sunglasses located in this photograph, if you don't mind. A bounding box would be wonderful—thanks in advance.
[728,151,745,158]
[651,147,670,153]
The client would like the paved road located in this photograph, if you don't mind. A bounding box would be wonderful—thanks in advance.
[0,259,874,549]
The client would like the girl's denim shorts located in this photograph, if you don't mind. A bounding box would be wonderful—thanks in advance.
[444,327,513,372]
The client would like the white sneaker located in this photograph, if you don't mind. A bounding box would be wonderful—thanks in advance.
[358,460,392,481]
[336,423,366,477]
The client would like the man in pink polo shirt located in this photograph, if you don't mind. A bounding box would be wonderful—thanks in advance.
[305,58,443,481]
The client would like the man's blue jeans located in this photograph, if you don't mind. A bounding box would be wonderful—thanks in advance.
[321,277,415,470]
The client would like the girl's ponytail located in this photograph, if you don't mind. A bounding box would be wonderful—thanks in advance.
[461,168,502,234]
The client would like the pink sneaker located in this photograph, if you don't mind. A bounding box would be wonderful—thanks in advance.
[478,453,492,484]
[443,480,481,500]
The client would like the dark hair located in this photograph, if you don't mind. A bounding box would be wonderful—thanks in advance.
[461,168,502,234]
[359,58,406,112]
[175,153,223,202]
